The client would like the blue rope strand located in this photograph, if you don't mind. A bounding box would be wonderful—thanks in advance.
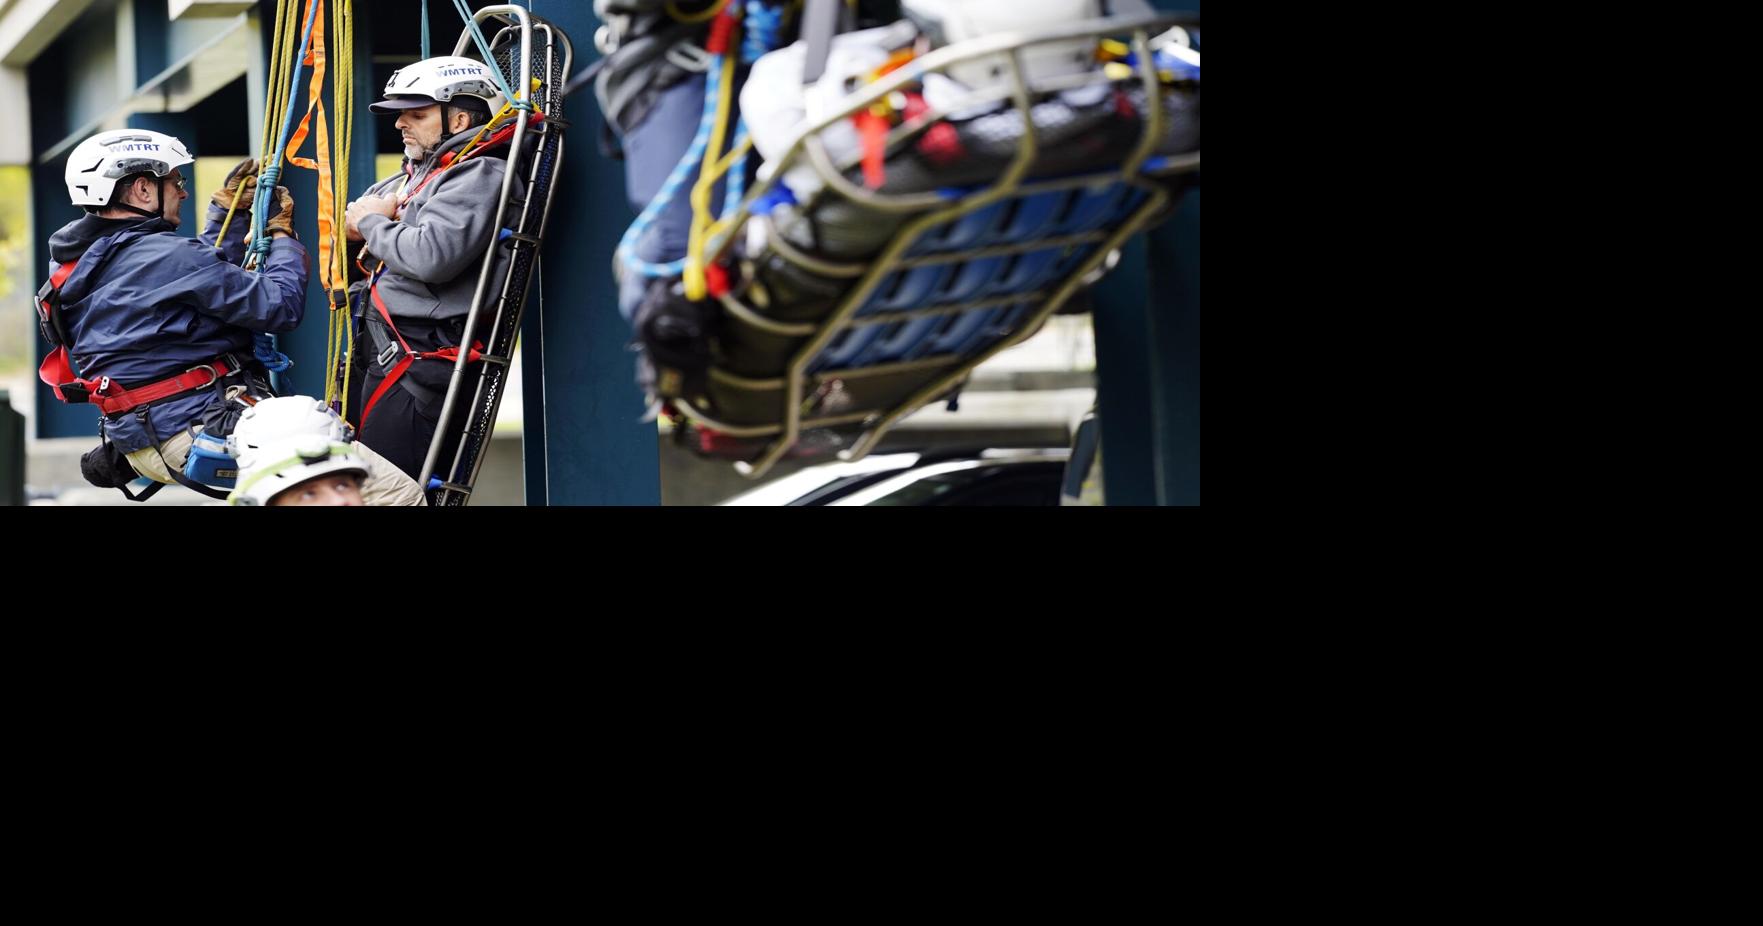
[452,0,533,111]
[742,0,784,64]
[617,53,727,279]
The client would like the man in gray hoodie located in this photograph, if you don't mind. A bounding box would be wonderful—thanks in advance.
[345,55,520,483]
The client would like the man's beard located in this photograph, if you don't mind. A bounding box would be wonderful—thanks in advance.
[403,140,434,161]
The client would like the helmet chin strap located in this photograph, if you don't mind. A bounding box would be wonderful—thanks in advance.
[112,176,166,220]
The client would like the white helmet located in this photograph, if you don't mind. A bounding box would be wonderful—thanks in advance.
[371,55,508,116]
[64,129,195,208]
[228,436,369,507]
[225,396,354,460]
[902,0,1102,90]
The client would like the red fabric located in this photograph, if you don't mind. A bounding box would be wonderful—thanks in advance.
[706,10,738,55]
[904,92,964,166]
[41,353,233,414]
[38,348,75,400]
[705,261,730,298]
[855,110,891,189]
[89,361,232,416]
[36,261,81,400]
[361,352,414,425]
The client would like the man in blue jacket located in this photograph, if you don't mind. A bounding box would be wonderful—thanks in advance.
[40,129,309,499]
[42,128,429,505]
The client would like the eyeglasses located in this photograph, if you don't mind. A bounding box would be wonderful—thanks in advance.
[168,175,187,191]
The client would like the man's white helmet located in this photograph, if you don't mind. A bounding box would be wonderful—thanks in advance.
[371,55,508,115]
[228,436,369,507]
[224,396,354,460]
[64,129,195,208]
[902,0,1103,90]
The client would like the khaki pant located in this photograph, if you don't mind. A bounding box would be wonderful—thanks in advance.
[126,428,427,506]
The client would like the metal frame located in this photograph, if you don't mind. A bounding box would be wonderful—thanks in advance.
[670,9,1200,478]
[419,5,574,506]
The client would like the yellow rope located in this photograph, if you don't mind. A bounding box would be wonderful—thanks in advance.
[332,0,351,288]
[237,0,299,267]
[255,0,294,265]
[698,134,756,248]
[260,0,283,155]
[264,0,298,157]
[238,0,356,411]
[684,45,739,300]
[327,0,355,413]
[666,0,731,24]
[224,0,296,249]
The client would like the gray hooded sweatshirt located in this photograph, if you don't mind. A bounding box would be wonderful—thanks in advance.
[351,125,521,324]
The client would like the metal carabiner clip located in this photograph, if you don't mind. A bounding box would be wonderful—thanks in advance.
[666,42,715,74]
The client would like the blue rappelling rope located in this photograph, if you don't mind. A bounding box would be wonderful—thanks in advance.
[254,335,294,374]
[246,0,320,379]
[617,45,729,279]
[249,0,320,266]
[712,4,784,243]
[619,1,788,280]
[421,0,431,59]
[718,1,787,217]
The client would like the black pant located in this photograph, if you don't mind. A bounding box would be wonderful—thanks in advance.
[356,368,437,482]
[356,363,488,485]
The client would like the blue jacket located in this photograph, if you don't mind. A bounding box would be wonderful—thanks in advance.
[46,206,309,453]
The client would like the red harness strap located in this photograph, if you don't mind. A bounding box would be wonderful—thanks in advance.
[353,121,531,424]
[91,362,234,416]
[36,260,81,402]
[37,257,237,413]
[45,359,234,416]
[359,277,483,425]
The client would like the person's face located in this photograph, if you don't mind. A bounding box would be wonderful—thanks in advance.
[396,104,443,159]
[395,104,470,159]
[270,473,365,507]
[396,102,479,158]
[128,169,188,225]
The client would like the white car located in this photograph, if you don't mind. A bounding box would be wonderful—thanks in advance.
[720,449,1072,506]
